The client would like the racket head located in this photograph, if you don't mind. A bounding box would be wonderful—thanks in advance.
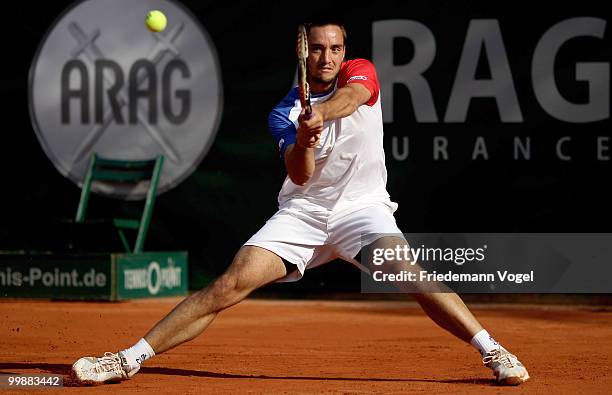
[296,24,312,115]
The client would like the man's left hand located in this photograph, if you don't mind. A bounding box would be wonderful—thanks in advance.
[298,106,325,147]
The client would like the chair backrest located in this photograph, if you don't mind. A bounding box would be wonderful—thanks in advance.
[75,153,164,253]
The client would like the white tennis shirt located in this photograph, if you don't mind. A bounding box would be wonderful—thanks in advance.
[268,59,395,211]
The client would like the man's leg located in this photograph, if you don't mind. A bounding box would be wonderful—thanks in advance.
[144,245,287,353]
[413,289,483,341]
[366,236,529,385]
[72,245,287,384]
[367,237,482,341]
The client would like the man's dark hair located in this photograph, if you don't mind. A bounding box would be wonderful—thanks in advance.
[304,17,348,45]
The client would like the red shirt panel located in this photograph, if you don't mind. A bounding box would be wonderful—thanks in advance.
[337,59,380,106]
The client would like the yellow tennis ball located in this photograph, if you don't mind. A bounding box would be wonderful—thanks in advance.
[145,10,167,32]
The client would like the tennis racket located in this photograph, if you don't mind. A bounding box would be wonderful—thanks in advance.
[296,24,312,116]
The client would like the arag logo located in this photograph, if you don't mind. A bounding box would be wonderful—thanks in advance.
[29,0,222,199]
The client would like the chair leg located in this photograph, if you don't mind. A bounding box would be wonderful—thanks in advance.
[117,229,132,253]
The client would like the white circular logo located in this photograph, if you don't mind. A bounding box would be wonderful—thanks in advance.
[29,0,223,199]
[147,261,161,295]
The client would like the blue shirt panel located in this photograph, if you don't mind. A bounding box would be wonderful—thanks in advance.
[268,88,299,158]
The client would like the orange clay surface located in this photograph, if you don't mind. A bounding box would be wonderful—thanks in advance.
[1,298,611,394]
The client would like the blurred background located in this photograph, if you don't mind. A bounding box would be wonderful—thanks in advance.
[1,0,610,297]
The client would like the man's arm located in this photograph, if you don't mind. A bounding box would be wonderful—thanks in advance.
[315,83,372,122]
[284,83,371,185]
[284,143,314,186]
[284,109,323,185]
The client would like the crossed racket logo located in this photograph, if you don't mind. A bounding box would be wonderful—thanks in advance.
[30,0,223,199]
[67,21,185,165]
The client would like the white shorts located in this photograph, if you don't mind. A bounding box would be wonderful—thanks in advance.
[244,198,404,282]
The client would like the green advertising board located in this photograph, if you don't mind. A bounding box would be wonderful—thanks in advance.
[0,252,187,300]
[115,252,188,299]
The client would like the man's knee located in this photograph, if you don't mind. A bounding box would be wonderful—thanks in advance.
[210,273,240,299]
[205,272,252,311]
[208,254,263,299]
[206,246,286,305]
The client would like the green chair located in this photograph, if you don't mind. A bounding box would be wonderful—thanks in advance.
[75,154,164,253]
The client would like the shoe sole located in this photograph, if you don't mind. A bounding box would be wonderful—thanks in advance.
[498,372,530,386]
[70,369,98,386]
[70,369,124,386]
[70,361,125,386]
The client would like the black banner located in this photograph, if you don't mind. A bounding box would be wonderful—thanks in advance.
[2,1,610,290]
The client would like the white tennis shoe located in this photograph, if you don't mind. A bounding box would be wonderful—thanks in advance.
[483,348,530,385]
[71,351,138,385]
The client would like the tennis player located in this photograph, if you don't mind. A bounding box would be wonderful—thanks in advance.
[72,19,529,386]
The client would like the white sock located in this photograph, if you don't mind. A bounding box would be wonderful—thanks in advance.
[470,329,501,357]
[120,338,156,370]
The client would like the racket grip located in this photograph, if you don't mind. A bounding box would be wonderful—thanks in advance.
[304,104,312,118]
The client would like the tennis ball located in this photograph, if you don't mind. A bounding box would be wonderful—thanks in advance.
[145,10,167,32]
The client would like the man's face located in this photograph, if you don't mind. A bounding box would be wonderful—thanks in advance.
[307,25,346,90]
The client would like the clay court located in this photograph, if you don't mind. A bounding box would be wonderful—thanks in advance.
[1,298,611,394]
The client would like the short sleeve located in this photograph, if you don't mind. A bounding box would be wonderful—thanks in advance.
[268,108,297,158]
[337,59,380,106]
